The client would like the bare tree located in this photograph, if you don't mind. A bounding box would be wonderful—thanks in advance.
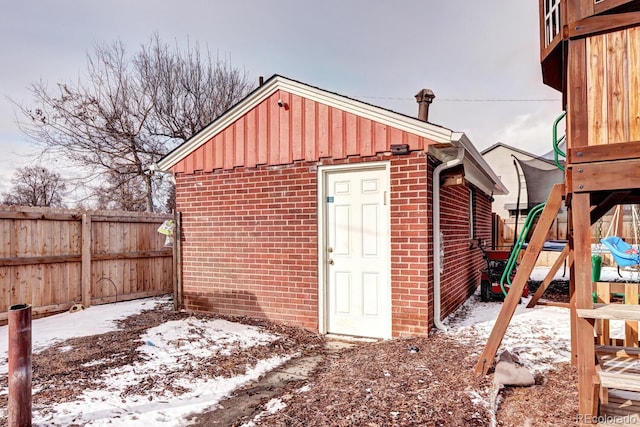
[164,181,176,213]
[94,170,148,212]
[3,166,67,207]
[14,35,254,212]
[137,35,255,142]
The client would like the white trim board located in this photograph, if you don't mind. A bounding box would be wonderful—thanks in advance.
[316,161,392,338]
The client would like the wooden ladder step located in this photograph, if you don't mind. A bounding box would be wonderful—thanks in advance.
[536,300,571,308]
[599,371,640,393]
[596,420,640,426]
[600,390,640,425]
[600,359,640,377]
[578,304,640,321]
[596,346,640,358]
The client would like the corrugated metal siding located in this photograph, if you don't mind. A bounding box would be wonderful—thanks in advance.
[171,90,436,174]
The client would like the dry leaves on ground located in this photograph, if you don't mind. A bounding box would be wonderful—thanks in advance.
[1,304,578,426]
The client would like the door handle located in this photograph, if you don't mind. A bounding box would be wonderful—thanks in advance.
[328,259,334,265]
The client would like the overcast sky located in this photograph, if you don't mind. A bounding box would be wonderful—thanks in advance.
[0,1,562,197]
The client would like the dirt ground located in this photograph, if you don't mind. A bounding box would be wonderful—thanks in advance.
[215,335,578,427]
[527,279,571,303]
[0,306,578,426]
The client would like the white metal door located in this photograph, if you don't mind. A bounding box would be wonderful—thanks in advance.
[324,165,390,338]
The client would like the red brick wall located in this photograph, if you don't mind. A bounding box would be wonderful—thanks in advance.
[176,162,319,330]
[438,179,492,321]
[388,153,430,336]
[175,151,490,336]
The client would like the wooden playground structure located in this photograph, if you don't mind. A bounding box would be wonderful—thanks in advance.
[475,0,640,424]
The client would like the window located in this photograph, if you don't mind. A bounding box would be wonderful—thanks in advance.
[544,0,562,47]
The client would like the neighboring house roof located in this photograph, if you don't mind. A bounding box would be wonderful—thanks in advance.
[482,142,535,157]
[482,142,559,166]
[157,74,507,196]
[541,138,566,161]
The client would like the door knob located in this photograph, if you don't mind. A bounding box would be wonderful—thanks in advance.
[328,259,334,265]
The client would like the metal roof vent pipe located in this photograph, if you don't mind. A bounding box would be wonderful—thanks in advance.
[415,88,436,122]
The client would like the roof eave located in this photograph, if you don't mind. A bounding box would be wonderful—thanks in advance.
[156,75,454,171]
[435,132,508,196]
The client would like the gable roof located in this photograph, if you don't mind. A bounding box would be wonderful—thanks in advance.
[482,142,537,157]
[482,142,559,167]
[157,74,507,195]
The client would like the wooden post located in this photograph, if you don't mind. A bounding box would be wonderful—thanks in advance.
[174,211,183,310]
[172,211,178,311]
[81,214,92,307]
[8,303,32,427]
[569,245,577,364]
[625,283,639,347]
[572,192,598,420]
[596,282,611,345]
[613,205,624,240]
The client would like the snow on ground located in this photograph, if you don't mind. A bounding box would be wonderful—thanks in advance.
[446,264,640,373]
[530,264,640,283]
[445,291,572,372]
[3,264,639,425]
[241,397,289,427]
[444,264,576,373]
[0,297,170,376]
[0,297,293,426]
[40,354,291,427]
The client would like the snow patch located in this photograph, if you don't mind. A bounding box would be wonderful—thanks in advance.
[0,296,170,375]
[446,290,571,373]
[0,296,294,427]
[240,397,288,427]
[32,344,292,426]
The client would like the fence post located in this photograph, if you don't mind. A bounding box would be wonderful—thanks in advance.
[174,211,183,310]
[81,214,92,307]
[8,303,32,427]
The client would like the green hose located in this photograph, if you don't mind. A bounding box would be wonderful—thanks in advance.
[552,111,566,171]
[499,202,547,296]
[496,111,566,296]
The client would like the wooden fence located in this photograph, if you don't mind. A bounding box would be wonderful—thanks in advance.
[494,211,640,266]
[0,206,174,323]
[500,215,568,246]
[498,215,639,246]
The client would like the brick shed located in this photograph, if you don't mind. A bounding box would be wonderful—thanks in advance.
[157,75,507,339]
